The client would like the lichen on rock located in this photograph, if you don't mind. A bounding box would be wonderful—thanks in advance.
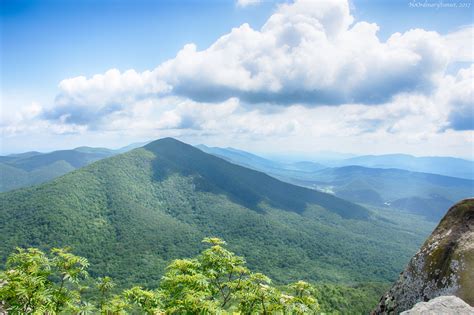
[373,199,474,314]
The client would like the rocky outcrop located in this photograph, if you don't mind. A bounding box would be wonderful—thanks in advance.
[400,296,474,314]
[374,198,474,314]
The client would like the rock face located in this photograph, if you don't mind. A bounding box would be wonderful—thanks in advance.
[374,198,474,314]
[400,296,474,315]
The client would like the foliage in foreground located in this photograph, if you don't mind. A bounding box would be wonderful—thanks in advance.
[0,238,324,314]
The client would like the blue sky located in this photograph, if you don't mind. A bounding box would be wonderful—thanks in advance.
[1,0,473,157]
[2,0,274,101]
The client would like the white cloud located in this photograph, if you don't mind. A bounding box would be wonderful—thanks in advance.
[44,0,455,115]
[0,101,88,136]
[57,68,169,106]
[444,25,474,63]
[43,68,169,126]
[443,65,474,130]
[1,0,472,157]
[155,97,301,137]
[157,0,449,105]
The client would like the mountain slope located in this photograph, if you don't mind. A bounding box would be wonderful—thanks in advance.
[5,147,114,171]
[155,140,366,219]
[0,138,432,288]
[0,147,117,192]
[197,147,473,222]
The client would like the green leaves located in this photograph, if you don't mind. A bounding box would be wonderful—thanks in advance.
[202,237,226,246]
[159,237,321,314]
[285,281,320,314]
[51,247,89,284]
[122,286,163,314]
[1,238,323,314]
[160,258,218,313]
[0,247,84,314]
[97,276,115,296]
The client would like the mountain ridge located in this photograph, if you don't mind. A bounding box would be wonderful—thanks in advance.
[337,154,474,180]
[149,138,367,219]
[197,146,473,221]
[0,137,430,288]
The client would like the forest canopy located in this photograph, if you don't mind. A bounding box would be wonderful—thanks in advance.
[0,238,385,314]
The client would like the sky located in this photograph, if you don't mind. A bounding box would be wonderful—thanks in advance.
[1,0,473,158]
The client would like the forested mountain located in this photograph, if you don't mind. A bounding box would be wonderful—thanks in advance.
[198,147,473,222]
[0,238,388,314]
[0,138,432,290]
[0,146,134,192]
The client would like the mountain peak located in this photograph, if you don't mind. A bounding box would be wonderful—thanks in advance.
[146,136,182,145]
[142,138,370,219]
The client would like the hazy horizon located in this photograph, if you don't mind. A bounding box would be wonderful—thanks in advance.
[2,136,474,162]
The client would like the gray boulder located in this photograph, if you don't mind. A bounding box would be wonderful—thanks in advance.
[373,199,474,313]
[401,295,474,314]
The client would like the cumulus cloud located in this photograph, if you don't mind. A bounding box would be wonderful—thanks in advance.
[444,26,474,63]
[444,65,474,130]
[43,68,169,126]
[1,102,88,136]
[43,0,455,123]
[155,97,301,137]
[156,98,239,130]
[2,0,472,157]
[157,0,449,105]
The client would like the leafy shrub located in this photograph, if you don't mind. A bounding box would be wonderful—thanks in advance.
[1,238,323,314]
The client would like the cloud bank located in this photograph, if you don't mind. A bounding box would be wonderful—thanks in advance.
[159,0,449,105]
[50,0,453,110]
[2,0,472,156]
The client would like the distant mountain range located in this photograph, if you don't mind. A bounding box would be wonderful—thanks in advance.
[2,141,471,222]
[197,146,474,221]
[0,142,147,192]
[0,147,115,192]
[198,146,474,180]
[195,145,326,175]
[0,138,432,288]
[332,154,474,180]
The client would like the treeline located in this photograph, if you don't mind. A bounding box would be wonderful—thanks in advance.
[0,238,384,314]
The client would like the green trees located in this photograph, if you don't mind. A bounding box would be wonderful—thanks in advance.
[159,237,320,314]
[1,238,321,314]
[1,139,429,289]
[0,247,88,314]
